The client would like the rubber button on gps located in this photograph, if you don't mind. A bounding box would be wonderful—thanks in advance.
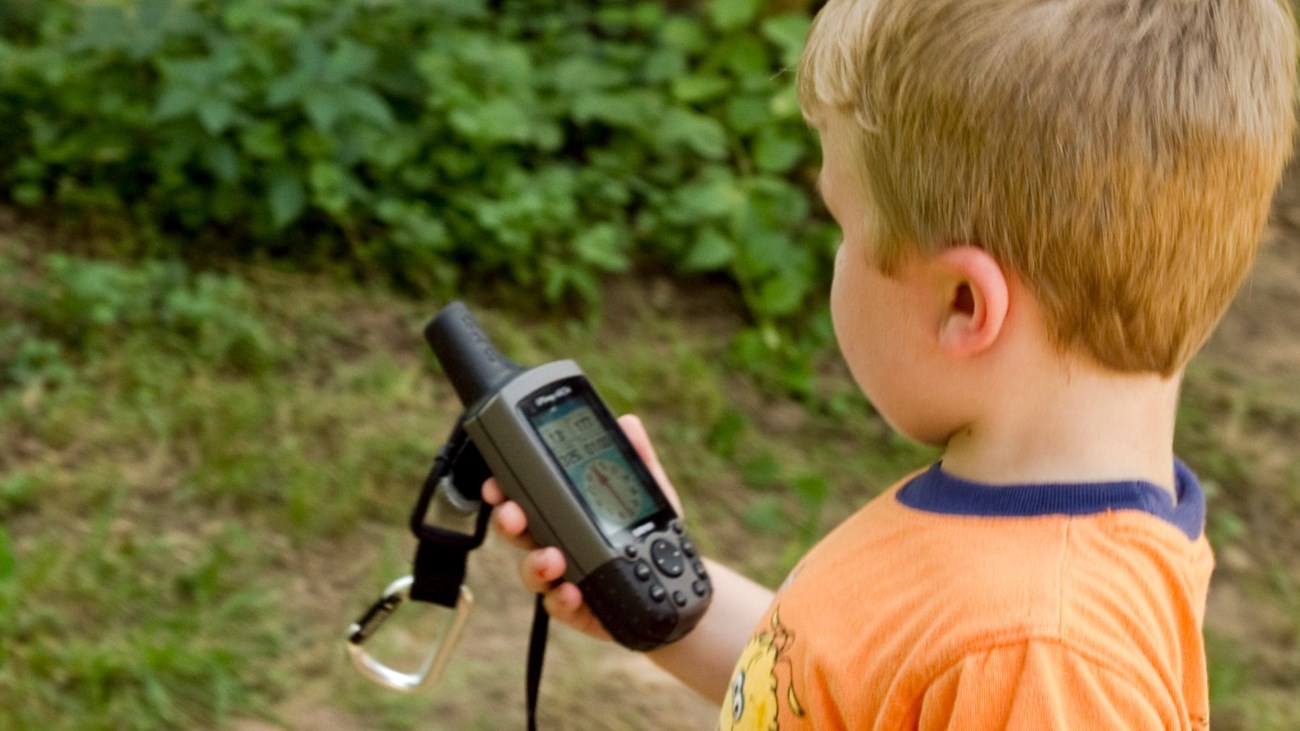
[651,539,685,577]
[634,561,652,581]
[649,584,667,603]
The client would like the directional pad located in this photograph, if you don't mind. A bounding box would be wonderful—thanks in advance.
[650,538,685,577]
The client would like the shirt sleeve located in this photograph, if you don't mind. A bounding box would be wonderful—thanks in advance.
[918,640,1179,730]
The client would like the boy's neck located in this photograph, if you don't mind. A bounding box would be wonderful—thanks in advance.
[939,360,1182,498]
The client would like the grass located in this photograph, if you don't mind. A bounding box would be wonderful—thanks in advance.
[1,235,1297,729]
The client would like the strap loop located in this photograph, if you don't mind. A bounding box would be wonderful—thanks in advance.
[407,422,493,608]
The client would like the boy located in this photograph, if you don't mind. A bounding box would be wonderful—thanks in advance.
[485,0,1298,726]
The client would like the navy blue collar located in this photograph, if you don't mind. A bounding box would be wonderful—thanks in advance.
[896,460,1204,540]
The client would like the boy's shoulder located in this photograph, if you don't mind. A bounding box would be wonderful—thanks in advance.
[726,466,1212,727]
[773,465,1210,670]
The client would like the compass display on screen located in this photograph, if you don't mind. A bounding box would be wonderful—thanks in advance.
[580,457,647,525]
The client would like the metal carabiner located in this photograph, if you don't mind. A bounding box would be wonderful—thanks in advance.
[346,575,474,692]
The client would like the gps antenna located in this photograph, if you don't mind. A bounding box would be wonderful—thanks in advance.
[425,302,523,409]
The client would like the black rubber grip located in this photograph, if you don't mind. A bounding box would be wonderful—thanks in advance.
[425,301,522,409]
[577,559,680,651]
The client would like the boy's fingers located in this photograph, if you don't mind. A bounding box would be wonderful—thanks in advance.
[519,547,566,593]
[617,414,682,513]
[481,477,505,506]
[543,583,613,642]
[491,501,539,551]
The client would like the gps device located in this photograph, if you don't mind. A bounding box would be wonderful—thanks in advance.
[425,302,712,651]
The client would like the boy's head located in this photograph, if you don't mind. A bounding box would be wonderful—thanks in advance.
[800,0,1298,377]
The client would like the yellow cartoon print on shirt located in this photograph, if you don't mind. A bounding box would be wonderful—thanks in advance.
[719,609,805,730]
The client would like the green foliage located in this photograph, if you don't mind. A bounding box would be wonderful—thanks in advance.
[0,0,836,394]
[0,253,275,380]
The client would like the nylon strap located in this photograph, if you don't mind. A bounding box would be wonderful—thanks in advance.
[408,423,492,608]
[527,595,549,731]
[408,422,551,729]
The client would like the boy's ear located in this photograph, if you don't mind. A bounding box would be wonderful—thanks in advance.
[932,246,1009,357]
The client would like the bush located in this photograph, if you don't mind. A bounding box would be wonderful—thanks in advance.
[0,0,837,393]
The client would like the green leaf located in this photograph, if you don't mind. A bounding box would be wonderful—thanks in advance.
[542,263,600,304]
[303,94,344,134]
[267,167,306,229]
[571,91,661,129]
[726,95,771,134]
[308,162,351,216]
[573,224,630,272]
[72,6,130,52]
[668,177,739,223]
[761,14,812,66]
[196,98,237,136]
[753,127,805,173]
[671,75,731,104]
[642,48,688,83]
[709,0,762,31]
[543,263,568,303]
[682,228,734,271]
[449,97,531,143]
[657,108,729,160]
[716,35,771,84]
[734,228,790,277]
[326,39,377,82]
[337,85,395,128]
[155,85,199,121]
[266,70,310,108]
[770,85,802,120]
[757,274,808,317]
[659,17,708,52]
[12,184,43,206]
[569,267,602,304]
[202,143,241,184]
[240,122,286,160]
[552,57,628,94]
[632,3,666,29]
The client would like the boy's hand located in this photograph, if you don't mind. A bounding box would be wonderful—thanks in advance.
[481,413,682,643]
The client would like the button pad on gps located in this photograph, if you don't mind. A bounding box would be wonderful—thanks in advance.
[650,539,685,577]
[588,521,712,650]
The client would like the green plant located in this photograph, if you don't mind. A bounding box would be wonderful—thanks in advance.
[0,0,837,395]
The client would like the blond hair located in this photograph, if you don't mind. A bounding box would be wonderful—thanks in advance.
[800,0,1298,375]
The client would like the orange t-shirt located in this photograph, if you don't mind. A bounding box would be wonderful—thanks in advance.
[719,462,1213,730]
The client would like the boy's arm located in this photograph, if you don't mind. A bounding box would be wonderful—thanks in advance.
[648,558,773,700]
[522,550,772,700]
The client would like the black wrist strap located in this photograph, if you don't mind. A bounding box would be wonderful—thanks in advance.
[408,421,552,730]
[527,595,549,731]
[408,424,492,608]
